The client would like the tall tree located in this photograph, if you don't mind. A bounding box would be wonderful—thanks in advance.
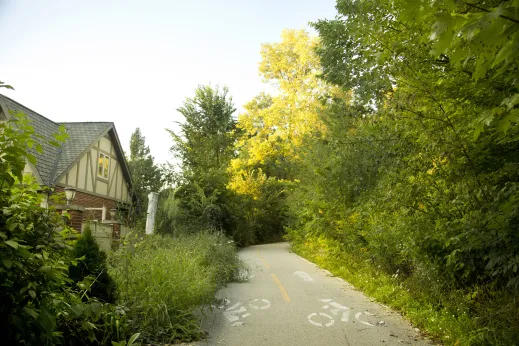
[165,85,238,234]
[226,30,340,243]
[169,85,236,176]
[228,30,335,194]
[128,128,162,218]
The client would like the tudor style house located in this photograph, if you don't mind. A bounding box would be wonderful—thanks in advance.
[0,94,134,232]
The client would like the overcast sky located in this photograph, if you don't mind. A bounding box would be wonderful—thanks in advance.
[0,0,337,164]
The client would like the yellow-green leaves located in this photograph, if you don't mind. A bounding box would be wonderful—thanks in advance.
[230,30,329,196]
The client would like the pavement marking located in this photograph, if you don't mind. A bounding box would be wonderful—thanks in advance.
[294,271,314,281]
[271,273,291,302]
[355,312,375,326]
[309,299,376,328]
[223,306,247,322]
[342,310,351,322]
[308,312,335,327]
[249,298,271,310]
[226,302,242,311]
[257,253,271,269]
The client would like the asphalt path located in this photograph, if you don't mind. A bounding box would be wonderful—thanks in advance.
[196,243,434,346]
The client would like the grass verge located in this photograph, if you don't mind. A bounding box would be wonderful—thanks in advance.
[291,237,519,346]
[109,231,241,344]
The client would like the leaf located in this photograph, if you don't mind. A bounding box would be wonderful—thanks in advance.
[48,140,62,147]
[5,240,19,249]
[21,153,35,167]
[127,333,141,346]
[28,290,36,299]
[2,258,12,268]
[0,81,14,90]
[37,308,56,333]
[473,122,484,141]
[23,307,39,320]
[90,302,102,319]
[473,56,487,81]
[492,39,517,67]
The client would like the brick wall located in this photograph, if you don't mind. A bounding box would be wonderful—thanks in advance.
[54,188,118,209]
[66,210,83,231]
[54,188,121,231]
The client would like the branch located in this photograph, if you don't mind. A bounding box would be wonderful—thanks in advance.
[464,2,519,24]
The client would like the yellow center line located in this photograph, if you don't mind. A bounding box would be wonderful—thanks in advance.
[271,273,291,303]
[257,253,271,269]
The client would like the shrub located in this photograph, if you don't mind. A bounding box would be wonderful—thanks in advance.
[69,224,117,303]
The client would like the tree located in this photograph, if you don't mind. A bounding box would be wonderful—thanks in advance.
[169,85,237,176]
[164,85,238,235]
[227,30,337,242]
[127,128,162,223]
[229,30,337,190]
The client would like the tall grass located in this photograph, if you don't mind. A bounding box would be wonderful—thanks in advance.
[109,231,241,344]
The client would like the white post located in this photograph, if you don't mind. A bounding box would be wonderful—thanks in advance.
[145,192,159,235]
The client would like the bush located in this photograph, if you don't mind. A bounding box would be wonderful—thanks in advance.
[69,224,117,303]
[109,231,241,344]
[0,113,129,345]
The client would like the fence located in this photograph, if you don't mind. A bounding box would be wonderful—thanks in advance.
[81,221,132,252]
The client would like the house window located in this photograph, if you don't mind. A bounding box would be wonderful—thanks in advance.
[97,153,109,179]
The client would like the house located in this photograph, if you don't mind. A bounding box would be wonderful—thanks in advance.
[0,94,134,234]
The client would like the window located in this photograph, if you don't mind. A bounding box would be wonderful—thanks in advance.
[97,152,109,179]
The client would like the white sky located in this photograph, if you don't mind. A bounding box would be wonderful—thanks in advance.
[0,0,337,163]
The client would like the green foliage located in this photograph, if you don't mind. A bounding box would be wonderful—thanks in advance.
[161,85,241,239]
[169,85,237,173]
[0,106,138,345]
[279,0,519,344]
[69,224,117,303]
[0,112,129,345]
[0,81,14,90]
[127,127,163,226]
[109,232,241,343]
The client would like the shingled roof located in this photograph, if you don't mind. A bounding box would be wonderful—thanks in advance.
[0,95,62,185]
[0,95,132,191]
[54,122,112,182]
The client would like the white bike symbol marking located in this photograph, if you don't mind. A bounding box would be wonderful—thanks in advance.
[249,298,271,310]
[308,312,335,327]
[223,302,249,323]
[220,298,272,326]
[307,299,376,327]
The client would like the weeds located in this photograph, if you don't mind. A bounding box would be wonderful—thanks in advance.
[109,231,241,344]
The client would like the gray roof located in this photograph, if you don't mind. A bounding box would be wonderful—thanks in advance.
[55,122,112,181]
[0,95,131,190]
[1,95,61,185]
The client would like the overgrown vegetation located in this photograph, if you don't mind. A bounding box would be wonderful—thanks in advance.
[227,1,519,344]
[0,112,126,345]
[1,94,240,344]
[5,0,519,344]
[154,1,519,344]
[109,232,241,344]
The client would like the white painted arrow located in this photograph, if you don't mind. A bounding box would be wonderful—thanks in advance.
[294,271,314,281]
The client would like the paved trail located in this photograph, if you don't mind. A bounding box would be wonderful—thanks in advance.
[196,243,433,346]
